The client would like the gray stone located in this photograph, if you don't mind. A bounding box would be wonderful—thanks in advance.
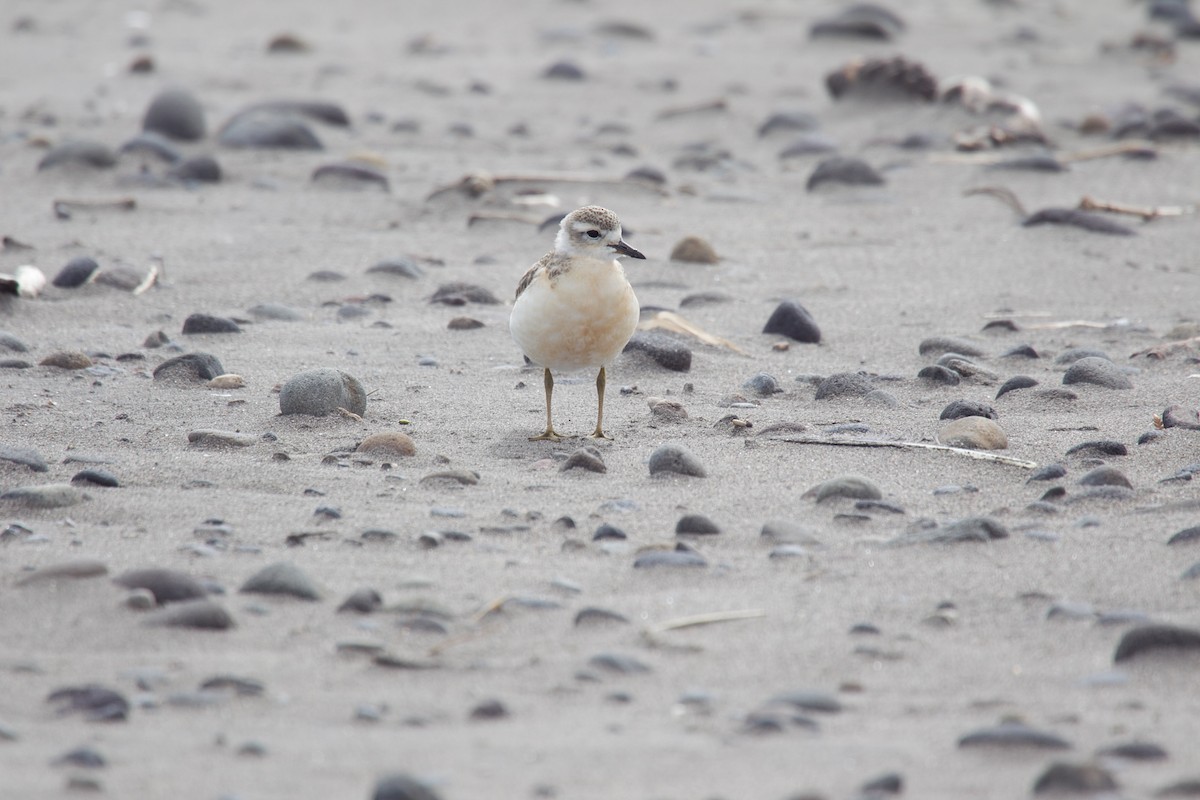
[37,140,117,170]
[0,484,84,509]
[218,112,323,149]
[115,568,207,605]
[763,300,821,343]
[142,88,206,142]
[804,475,881,503]
[153,353,225,383]
[814,372,874,399]
[0,445,47,472]
[624,331,692,371]
[279,368,366,417]
[240,562,321,601]
[648,444,706,477]
[1063,356,1133,390]
[372,773,443,800]
[145,600,234,630]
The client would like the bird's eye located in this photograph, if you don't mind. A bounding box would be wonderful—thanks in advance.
[585,230,601,239]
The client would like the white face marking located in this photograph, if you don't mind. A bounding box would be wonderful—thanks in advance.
[553,207,623,257]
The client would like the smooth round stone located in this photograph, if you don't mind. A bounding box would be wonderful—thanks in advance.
[758,110,819,137]
[589,652,651,674]
[669,236,719,264]
[743,372,782,396]
[53,257,100,288]
[367,258,424,279]
[917,365,960,385]
[769,689,842,713]
[1097,741,1168,761]
[46,685,129,722]
[648,444,706,477]
[591,524,627,541]
[114,568,207,605]
[1078,466,1132,489]
[0,445,47,472]
[938,417,1008,450]
[1065,440,1127,458]
[357,432,416,458]
[760,520,821,544]
[810,4,905,39]
[337,588,382,614]
[939,400,998,421]
[54,746,106,768]
[239,562,321,601]
[430,282,500,305]
[1167,526,1200,545]
[996,375,1038,398]
[169,155,222,183]
[146,599,234,630]
[208,374,245,390]
[120,134,182,165]
[957,721,1071,750]
[1,484,84,509]
[153,353,225,383]
[763,300,821,343]
[37,140,117,170]
[778,133,839,158]
[469,699,509,720]
[803,475,881,503]
[39,351,92,369]
[543,60,586,80]
[561,446,606,473]
[675,513,720,535]
[1054,347,1109,365]
[1033,762,1117,795]
[0,331,30,352]
[69,468,118,488]
[279,368,366,417]
[372,773,443,800]
[806,156,884,190]
[142,88,206,141]
[244,99,349,126]
[919,336,985,358]
[1062,357,1133,390]
[623,331,692,371]
[924,516,1009,543]
[814,372,874,399]
[182,313,240,334]
[1028,464,1067,482]
[187,430,256,448]
[247,303,303,321]
[1113,624,1200,662]
[312,161,389,191]
[574,606,629,626]
[217,112,323,149]
[633,549,707,569]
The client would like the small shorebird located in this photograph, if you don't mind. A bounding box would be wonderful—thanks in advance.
[510,206,645,441]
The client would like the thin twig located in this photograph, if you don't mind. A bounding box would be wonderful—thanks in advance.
[1078,195,1194,221]
[647,609,766,634]
[780,435,1038,469]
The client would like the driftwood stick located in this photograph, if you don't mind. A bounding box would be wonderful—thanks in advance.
[1078,195,1195,221]
[780,435,1038,469]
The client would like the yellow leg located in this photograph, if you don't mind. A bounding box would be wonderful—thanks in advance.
[529,368,564,441]
[589,366,612,440]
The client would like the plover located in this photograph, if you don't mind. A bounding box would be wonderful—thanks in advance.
[510,206,645,441]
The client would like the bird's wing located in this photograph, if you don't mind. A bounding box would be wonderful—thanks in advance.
[514,253,553,300]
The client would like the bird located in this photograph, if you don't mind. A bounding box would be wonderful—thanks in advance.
[509,206,645,441]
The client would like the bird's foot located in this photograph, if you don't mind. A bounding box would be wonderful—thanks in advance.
[587,428,613,441]
[529,429,565,442]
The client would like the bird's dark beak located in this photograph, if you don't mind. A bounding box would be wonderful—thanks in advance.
[609,239,645,260]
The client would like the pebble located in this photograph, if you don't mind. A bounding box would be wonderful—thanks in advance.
[368,258,424,279]
[1,484,84,509]
[338,588,382,614]
[239,562,321,601]
[37,140,117,171]
[208,374,245,389]
[760,520,821,545]
[1065,440,1127,459]
[763,301,821,343]
[758,110,819,137]
[357,432,416,458]
[40,351,93,369]
[279,368,367,417]
[648,444,706,477]
[187,430,256,448]
[170,155,222,183]
[1023,208,1136,236]
[16,559,108,585]
[807,156,885,190]
[996,375,1038,398]
[811,374,878,402]
[957,721,1071,750]
[1029,464,1067,481]
[246,303,303,322]
[917,365,960,386]
[743,372,783,396]
[1000,344,1039,359]
[114,568,207,605]
[1097,741,1168,761]
[447,317,483,331]
[311,161,389,191]
[53,256,101,288]
[0,331,30,352]
[589,652,651,674]
[810,4,905,40]
[669,236,719,264]
[419,470,479,486]
[1167,526,1200,545]
[1032,762,1117,795]
[575,607,630,627]
[778,134,839,158]
[803,475,881,503]
[46,685,129,722]
[1160,406,1200,430]
[153,353,226,383]
[1078,466,1132,489]
[938,417,1008,450]
[53,745,107,769]
[632,549,708,569]
[647,397,688,421]
[768,689,842,713]
[937,354,1000,383]
[182,313,241,334]
[1062,356,1133,389]
[543,60,586,80]
[218,112,323,149]
[561,446,606,473]
[429,282,499,305]
[244,99,349,127]
[372,773,443,800]
[146,599,235,630]
[0,445,48,472]
[142,88,206,141]
[623,331,692,371]
[592,524,627,541]
[1113,623,1200,662]
[919,337,985,358]
[939,400,998,421]
[675,514,720,535]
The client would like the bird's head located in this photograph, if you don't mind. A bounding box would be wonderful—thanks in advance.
[554,205,645,261]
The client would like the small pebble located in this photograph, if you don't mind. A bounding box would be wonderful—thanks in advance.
[648,444,706,477]
[958,721,1072,750]
[1062,357,1133,390]
[996,375,1038,398]
[938,416,1008,450]
[763,301,821,344]
[669,236,719,264]
[803,475,881,503]
[371,774,444,800]
[239,562,321,601]
[675,513,720,535]
[939,400,998,421]
[38,140,117,171]
[1,484,84,509]
[153,353,225,383]
[561,446,606,473]
[114,568,207,605]
[919,337,985,358]
[142,88,206,141]
[279,368,367,417]
[39,351,92,370]
[182,313,241,334]
[1032,762,1117,795]
[46,685,129,722]
[624,331,692,371]
[145,599,235,630]
[357,432,416,458]
[633,550,707,569]
[1078,466,1132,489]
[807,156,885,190]
[1113,624,1200,662]
[53,257,100,288]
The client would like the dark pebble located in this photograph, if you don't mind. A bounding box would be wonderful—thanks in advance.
[1054,347,1110,365]
[1023,208,1137,236]
[633,549,707,569]
[758,110,819,137]
[812,372,873,401]
[996,375,1038,398]
[53,257,101,288]
[246,100,349,126]
[912,516,1009,544]
[806,156,885,190]
[778,134,839,158]
[279,368,367,417]
[429,282,499,305]
[121,130,184,163]
[1078,466,1132,489]
[447,317,483,330]
[367,258,424,279]
[825,56,937,102]
[1000,344,1039,359]
[1161,405,1200,430]
[469,698,509,720]
[592,523,627,541]
[182,313,241,334]
[1029,464,1067,481]
[1032,762,1117,795]
[312,161,389,191]
[561,446,606,473]
[768,689,842,713]
[308,270,346,282]
[239,562,321,601]
[575,607,630,627]
[1113,624,1200,662]
[0,445,48,472]
[623,331,693,371]
[0,331,30,352]
[679,291,732,307]
[1066,440,1127,458]
[1063,356,1133,389]
[218,112,323,149]
[38,140,117,171]
[986,154,1066,172]
[804,475,881,503]
[675,513,720,535]
[588,652,651,674]
[763,300,821,343]
[146,599,235,630]
[861,772,903,794]
[114,568,207,605]
[53,746,106,769]
[1168,526,1200,545]
[169,155,221,183]
[810,4,905,40]
[153,353,225,382]
[939,400,998,421]
[1097,740,1168,761]
[543,61,586,80]
[47,685,129,722]
[957,721,1071,750]
[743,372,782,396]
[338,588,382,613]
[917,365,960,385]
[372,774,443,800]
[919,336,985,358]
[142,88,206,141]
[648,444,706,477]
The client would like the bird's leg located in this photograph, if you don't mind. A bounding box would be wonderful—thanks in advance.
[589,366,613,440]
[529,368,564,441]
